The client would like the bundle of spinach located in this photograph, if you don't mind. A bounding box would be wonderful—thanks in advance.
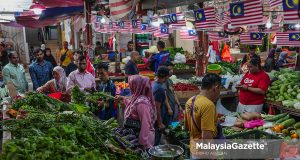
[1,105,140,159]
[71,86,86,105]
[85,92,115,112]
[12,92,72,112]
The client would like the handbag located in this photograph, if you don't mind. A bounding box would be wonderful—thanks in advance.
[60,49,68,63]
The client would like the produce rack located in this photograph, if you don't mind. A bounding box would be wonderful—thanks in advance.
[266,100,300,117]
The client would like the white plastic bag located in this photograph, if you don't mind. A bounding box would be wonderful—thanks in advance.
[122,56,131,64]
[174,53,186,64]
[216,99,232,116]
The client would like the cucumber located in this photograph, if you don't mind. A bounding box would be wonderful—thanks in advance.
[275,115,290,124]
[280,119,296,128]
[294,122,300,129]
[264,113,288,122]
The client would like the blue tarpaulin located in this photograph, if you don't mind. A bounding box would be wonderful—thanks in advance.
[39,6,84,20]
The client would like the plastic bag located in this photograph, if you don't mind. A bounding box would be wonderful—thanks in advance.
[174,53,186,64]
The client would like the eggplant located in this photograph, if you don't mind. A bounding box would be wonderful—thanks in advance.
[120,128,134,136]
[123,134,136,141]
[129,138,139,144]
[113,136,127,149]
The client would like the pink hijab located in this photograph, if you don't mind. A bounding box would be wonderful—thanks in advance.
[126,75,156,122]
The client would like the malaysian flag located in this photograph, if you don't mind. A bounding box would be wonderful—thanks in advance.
[96,23,109,33]
[277,32,300,46]
[240,32,264,45]
[230,0,264,27]
[194,7,216,29]
[248,24,281,33]
[216,12,231,27]
[168,12,186,30]
[109,0,135,19]
[147,16,159,33]
[117,21,130,32]
[130,19,142,33]
[268,0,282,9]
[283,0,300,23]
[207,32,229,41]
[153,24,169,39]
[108,22,116,33]
[179,30,198,41]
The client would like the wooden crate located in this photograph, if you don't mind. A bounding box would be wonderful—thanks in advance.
[175,90,200,102]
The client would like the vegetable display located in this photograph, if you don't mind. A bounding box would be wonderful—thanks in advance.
[266,69,300,109]
[1,92,140,159]
[167,121,189,141]
[165,47,184,59]
[214,61,241,75]
[174,64,191,70]
[173,83,199,91]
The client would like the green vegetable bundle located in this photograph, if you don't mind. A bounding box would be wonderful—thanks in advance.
[1,92,140,159]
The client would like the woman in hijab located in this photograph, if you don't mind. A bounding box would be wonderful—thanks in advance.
[264,48,276,72]
[44,48,57,67]
[115,75,156,150]
[37,66,68,101]
[277,52,289,68]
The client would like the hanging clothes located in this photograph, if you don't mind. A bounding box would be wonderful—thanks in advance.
[212,41,221,62]
[206,44,217,63]
[221,43,232,62]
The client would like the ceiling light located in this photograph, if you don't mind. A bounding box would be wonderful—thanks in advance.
[29,2,46,15]
[101,17,106,23]
[266,21,272,29]
[295,23,300,29]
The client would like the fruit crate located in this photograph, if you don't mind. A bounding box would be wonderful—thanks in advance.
[226,130,282,159]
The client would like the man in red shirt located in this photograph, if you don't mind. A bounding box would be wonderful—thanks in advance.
[236,54,270,113]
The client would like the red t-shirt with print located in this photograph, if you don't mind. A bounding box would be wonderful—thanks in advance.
[239,70,270,105]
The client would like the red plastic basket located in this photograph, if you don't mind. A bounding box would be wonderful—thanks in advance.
[48,92,62,100]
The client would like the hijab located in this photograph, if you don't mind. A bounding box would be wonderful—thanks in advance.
[53,66,67,92]
[125,75,156,122]
[268,48,276,59]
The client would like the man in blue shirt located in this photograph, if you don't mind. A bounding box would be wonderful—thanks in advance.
[29,48,53,90]
[96,63,116,120]
[153,66,172,145]
[149,41,170,73]
[125,51,139,76]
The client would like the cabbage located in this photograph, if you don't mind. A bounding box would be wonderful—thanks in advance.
[282,100,297,107]
[294,102,300,109]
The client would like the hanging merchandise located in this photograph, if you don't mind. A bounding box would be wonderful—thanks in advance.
[207,43,216,63]
[221,43,232,62]
[207,41,221,63]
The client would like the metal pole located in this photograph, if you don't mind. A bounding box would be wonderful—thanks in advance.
[267,33,270,53]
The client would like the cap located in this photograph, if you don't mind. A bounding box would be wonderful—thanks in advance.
[156,66,170,78]
[146,46,159,54]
